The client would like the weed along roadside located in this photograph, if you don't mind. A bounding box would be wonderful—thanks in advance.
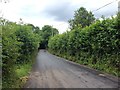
[15,51,38,88]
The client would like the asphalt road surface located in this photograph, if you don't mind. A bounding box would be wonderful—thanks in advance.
[24,50,119,88]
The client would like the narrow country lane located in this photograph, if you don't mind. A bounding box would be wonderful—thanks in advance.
[24,50,119,88]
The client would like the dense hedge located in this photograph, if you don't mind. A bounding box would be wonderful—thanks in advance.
[1,18,40,87]
[1,17,59,87]
[15,24,40,64]
[48,14,120,76]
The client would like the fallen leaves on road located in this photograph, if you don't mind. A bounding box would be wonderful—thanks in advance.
[20,76,29,83]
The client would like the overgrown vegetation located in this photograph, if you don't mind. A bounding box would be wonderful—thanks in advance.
[1,18,40,88]
[1,17,59,88]
[1,5,120,88]
[48,11,120,77]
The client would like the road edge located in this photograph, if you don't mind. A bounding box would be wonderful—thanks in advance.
[47,51,119,85]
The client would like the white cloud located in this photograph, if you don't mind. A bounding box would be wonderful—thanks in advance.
[0,0,119,33]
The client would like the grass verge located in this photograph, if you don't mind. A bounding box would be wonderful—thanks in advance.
[2,50,38,88]
[15,61,33,88]
[14,51,37,88]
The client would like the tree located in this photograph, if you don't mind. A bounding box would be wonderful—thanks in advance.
[68,7,95,29]
[52,28,59,36]
[39,25,59,49]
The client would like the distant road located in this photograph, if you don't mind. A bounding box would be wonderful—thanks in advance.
[24,50,119,88]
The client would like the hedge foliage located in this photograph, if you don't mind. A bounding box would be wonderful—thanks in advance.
[48,13,120,76]
[1,18,40,88]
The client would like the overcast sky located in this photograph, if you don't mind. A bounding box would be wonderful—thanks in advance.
[0,0,119,33]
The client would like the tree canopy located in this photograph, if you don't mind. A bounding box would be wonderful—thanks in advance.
[68,7,95,29]
[39,25,59,49]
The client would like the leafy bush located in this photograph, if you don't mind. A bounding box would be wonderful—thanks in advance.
[1,18,40,88]
[15,24,40,64]
[48,14,120,76]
